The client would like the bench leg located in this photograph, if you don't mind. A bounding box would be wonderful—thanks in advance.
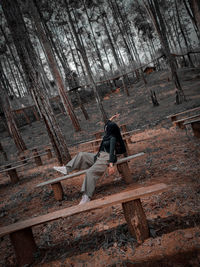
[52,182,64,201]
[10,228,37,266]
[124,139,130,155]
[171,116,177,122]
[122,199,149,244]
[191,122,200,138]
[20,155,27,164]
[3,151,8,161]
[117,162,132,184]
[46,148,53,159]
[7,169,19,184]
[175,121,185,129]
[33,149,43,166]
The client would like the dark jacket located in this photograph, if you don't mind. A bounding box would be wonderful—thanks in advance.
[96,120,126,163]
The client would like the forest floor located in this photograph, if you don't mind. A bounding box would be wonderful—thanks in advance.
[0,67,200,266]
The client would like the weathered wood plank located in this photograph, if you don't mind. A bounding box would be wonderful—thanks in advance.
[122,199,149,243]
[167,106,200,119]
[36,152,145,187]
[0,183,167,237]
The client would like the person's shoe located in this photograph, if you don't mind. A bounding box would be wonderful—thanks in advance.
[79,194,90,205]
[53,166,68,175]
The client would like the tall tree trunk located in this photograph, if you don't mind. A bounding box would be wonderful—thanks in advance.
[6,56,22,98]
[189,0,200,33]
[175,0,194,67]
[31,0,81,132]
[183,0,200,42]
[0,25,28,90]
[0,65,27,152]
[143,0,186,103]
[1,0,71,165]
[65,0,108,123]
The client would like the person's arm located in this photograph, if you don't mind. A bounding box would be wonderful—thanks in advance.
[109,113,120,121]
[108,136,116,165]
[107,136,116,175]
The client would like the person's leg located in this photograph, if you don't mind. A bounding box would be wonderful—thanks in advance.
[80,152,109,203]
[54,152,95,175]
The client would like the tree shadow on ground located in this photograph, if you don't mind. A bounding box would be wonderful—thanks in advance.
[34,212,200,265]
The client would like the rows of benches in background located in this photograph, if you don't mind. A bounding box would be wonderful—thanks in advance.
[0,123,135,184]
[167,106,200,138]
[0,145,53,184]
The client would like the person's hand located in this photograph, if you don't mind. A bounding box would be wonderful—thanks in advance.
[109,113,120,121]
[108,163,115,175]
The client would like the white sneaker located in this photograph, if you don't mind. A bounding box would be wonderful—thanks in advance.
[79,194,90,205]
[53,166,68,175]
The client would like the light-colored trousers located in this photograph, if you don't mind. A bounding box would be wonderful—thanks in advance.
[65,151,109,198]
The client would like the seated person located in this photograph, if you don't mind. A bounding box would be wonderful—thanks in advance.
[53,114,126,204]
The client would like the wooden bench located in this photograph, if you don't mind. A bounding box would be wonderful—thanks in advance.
[167,106,200,122]
[0,149,53,184]
[173,114,200,129]
[18,147,53,166]
[37,152,145,201]
[0,183,168,266]
[184,119,200,138]
[0,163,28,184]
[12,105,40,124]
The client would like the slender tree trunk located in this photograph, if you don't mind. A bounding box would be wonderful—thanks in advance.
[175,0,194,67]
[189,0,200,34]
[31,0,81,132]
[143,0,186,103]
[183,0,200,42]
[65,0,108,123]
[6,57,22,98]
[0,25,28,91]
[1,0,71,165]
[0,65,27,152]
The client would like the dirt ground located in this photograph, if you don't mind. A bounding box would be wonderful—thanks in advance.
[0,67,200,266]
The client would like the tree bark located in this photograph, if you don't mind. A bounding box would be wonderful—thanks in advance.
[143,0,186,103]
[65,0,108,123]
[31,0,81,132]
[0,80,27,152]
[1,0,71,165]
[189,0,200,34]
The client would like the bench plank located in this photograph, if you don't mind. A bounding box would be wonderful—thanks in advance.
[183,118,200,125]
[0,163,28,174]
[0,183,167,237]
[167,106,200,120]
[174,114,200,124]
[36,152,145,187]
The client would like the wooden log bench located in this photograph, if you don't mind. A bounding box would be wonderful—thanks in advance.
[0,183,168,266]
[0,148,52,181]
[173,114,200,129]
[184,119,200,138]
[37,152,145,201]
[19,147,53,166]
[167,106,200,122]
[0,163,28,184]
